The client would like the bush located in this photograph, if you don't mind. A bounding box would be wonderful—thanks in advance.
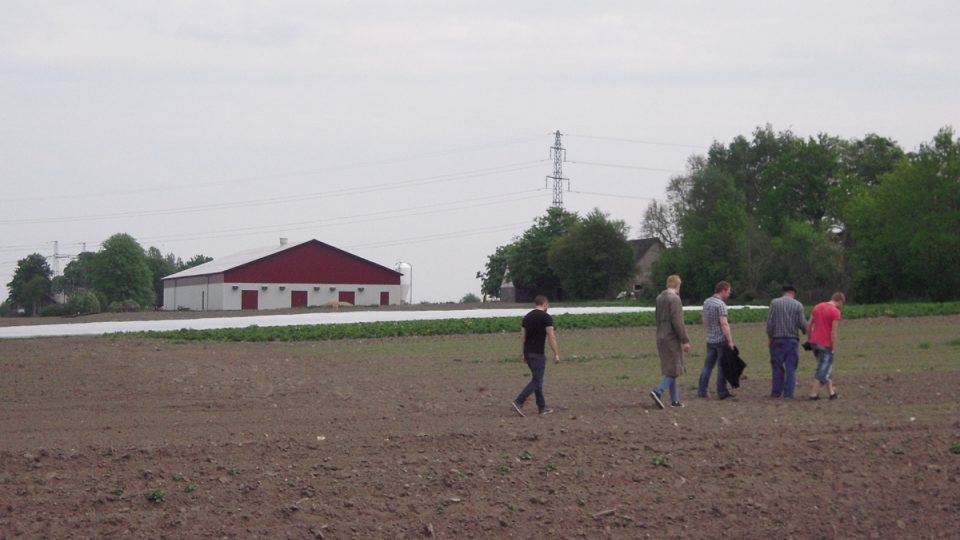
[108,300,141,313]
[66,291,101,315]
[460,293,481,303]
[40,303,70,317]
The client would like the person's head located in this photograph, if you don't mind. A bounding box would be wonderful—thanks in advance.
[831,292,846,307]
[782,284,797,298]
[533,294,550,309]
[666,275,682,291]
[714,280,731,300]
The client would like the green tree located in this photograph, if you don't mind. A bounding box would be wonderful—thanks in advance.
[145,247,178,308]
[7,253,53,315]
[478,207,579,300]
[846,127,960,301]
[88,233,155,308]
[62,252,98,294]
[548,209,635,299]
[180,254,213,271]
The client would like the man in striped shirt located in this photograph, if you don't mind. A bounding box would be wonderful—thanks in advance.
[766,284,807,398]
[697,281,736,399]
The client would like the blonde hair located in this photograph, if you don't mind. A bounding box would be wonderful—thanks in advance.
[666,275,682,288]
[831,292,846,303]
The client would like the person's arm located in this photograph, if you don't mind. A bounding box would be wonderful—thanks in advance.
[546,326,560,364]
[720,315,734,349]
[806,315,815,338]
[798,305,808,335]
[520,326,527,363]
[671,297,691,352]
[830,319,840,351]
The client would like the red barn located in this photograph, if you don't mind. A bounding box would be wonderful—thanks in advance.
[162,239,403,311]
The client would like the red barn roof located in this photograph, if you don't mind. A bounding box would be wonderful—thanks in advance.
[163,240,402,285]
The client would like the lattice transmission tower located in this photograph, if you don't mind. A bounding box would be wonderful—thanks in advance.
[545,130,569,208]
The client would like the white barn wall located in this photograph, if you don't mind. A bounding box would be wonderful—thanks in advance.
[166,281,403,311]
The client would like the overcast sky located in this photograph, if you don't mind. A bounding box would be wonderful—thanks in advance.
[2,1,958,304]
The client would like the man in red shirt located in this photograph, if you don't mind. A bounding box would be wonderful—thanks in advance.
[807,292,845,400]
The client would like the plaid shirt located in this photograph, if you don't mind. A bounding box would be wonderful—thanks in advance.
[766,295,807,339]
[702,295,728,344]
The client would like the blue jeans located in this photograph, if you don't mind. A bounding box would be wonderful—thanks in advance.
[698,341,730,398]
[812,344,836,382]
[769,338,799,398]
[655,376,680,404]
[516,353,547,411]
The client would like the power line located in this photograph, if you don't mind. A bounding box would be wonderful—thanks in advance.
[1,134,548,204]
[566,133,708,150]
[0,161,546,226]
[567,160,684,174]
[568,189,662,202]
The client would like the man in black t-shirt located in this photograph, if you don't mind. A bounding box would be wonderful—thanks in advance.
[511,295,561,416]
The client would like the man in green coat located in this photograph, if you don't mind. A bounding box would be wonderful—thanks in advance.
[651,274,692,409]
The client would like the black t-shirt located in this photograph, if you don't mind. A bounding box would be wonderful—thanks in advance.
[522,308,554,355]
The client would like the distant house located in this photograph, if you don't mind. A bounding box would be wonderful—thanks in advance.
[628,238,665,296]
[161,239,403,311]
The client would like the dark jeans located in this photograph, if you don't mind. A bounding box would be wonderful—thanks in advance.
[697,341,730,398]
[769,338,799,398]
[516,353,547,411]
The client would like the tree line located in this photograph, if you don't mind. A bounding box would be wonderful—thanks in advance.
[478,207,637,301]
[479,126,958,305]
[642,125,959,304]
[3,233,211,316]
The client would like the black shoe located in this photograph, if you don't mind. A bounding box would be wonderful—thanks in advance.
[670,401,685,408]
[769,394,781,399]
[650,390,665,410]
[828,393,838,400]
[511,401,525,417]
[697,393,707,398]
[808,396,820,401]
[719,393,736,400]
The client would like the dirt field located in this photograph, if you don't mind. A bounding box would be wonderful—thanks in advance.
[2,316,959,539]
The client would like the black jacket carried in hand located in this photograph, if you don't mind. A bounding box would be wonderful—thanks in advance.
[721,346,747,388]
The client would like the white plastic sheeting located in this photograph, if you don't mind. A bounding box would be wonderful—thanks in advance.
[0,305,767,339]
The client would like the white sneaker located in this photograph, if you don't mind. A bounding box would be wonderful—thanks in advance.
[511,401,525,417]
[650,390,665,409]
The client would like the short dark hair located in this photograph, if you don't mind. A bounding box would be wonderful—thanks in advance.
[714,281,731,294]
[534,294,549,306]
[782,284,797,293]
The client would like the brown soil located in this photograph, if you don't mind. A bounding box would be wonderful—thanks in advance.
[1,328,958,539]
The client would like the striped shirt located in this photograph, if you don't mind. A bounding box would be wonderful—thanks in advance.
[766,295,807,339]
[702,295,729,344]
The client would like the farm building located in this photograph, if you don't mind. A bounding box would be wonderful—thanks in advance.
[162,239,403,311]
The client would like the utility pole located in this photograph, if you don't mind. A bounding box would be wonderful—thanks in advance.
[49,240,75,276]
[545,130,569,208]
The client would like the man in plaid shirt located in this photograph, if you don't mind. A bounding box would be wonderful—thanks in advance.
[766,284,807,398]
[697,281,736,399]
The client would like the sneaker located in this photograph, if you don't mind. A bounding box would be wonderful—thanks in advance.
[511,400,525,417]
[670,401,685,408]
[808,395,820,401]
[719,393,736,400]
[828,393,838,400]
[650,390,665,410]
[538,408,554,415]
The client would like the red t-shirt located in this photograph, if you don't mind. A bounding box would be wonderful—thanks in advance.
[809,302,841,348]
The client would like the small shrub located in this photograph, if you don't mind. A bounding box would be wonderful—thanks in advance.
[651,455,669,467]
[147,489,165,503]
[950,444,960,454]
[66,291,101,315]
[40,303,69,317]
[227,467,241,476]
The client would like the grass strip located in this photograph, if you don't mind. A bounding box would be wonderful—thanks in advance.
[116,302,960,342]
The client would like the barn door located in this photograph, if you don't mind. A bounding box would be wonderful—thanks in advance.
[241,290,259,310]
[291,290,308,308]
[338,291,355,305]
[380,291,389,306]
